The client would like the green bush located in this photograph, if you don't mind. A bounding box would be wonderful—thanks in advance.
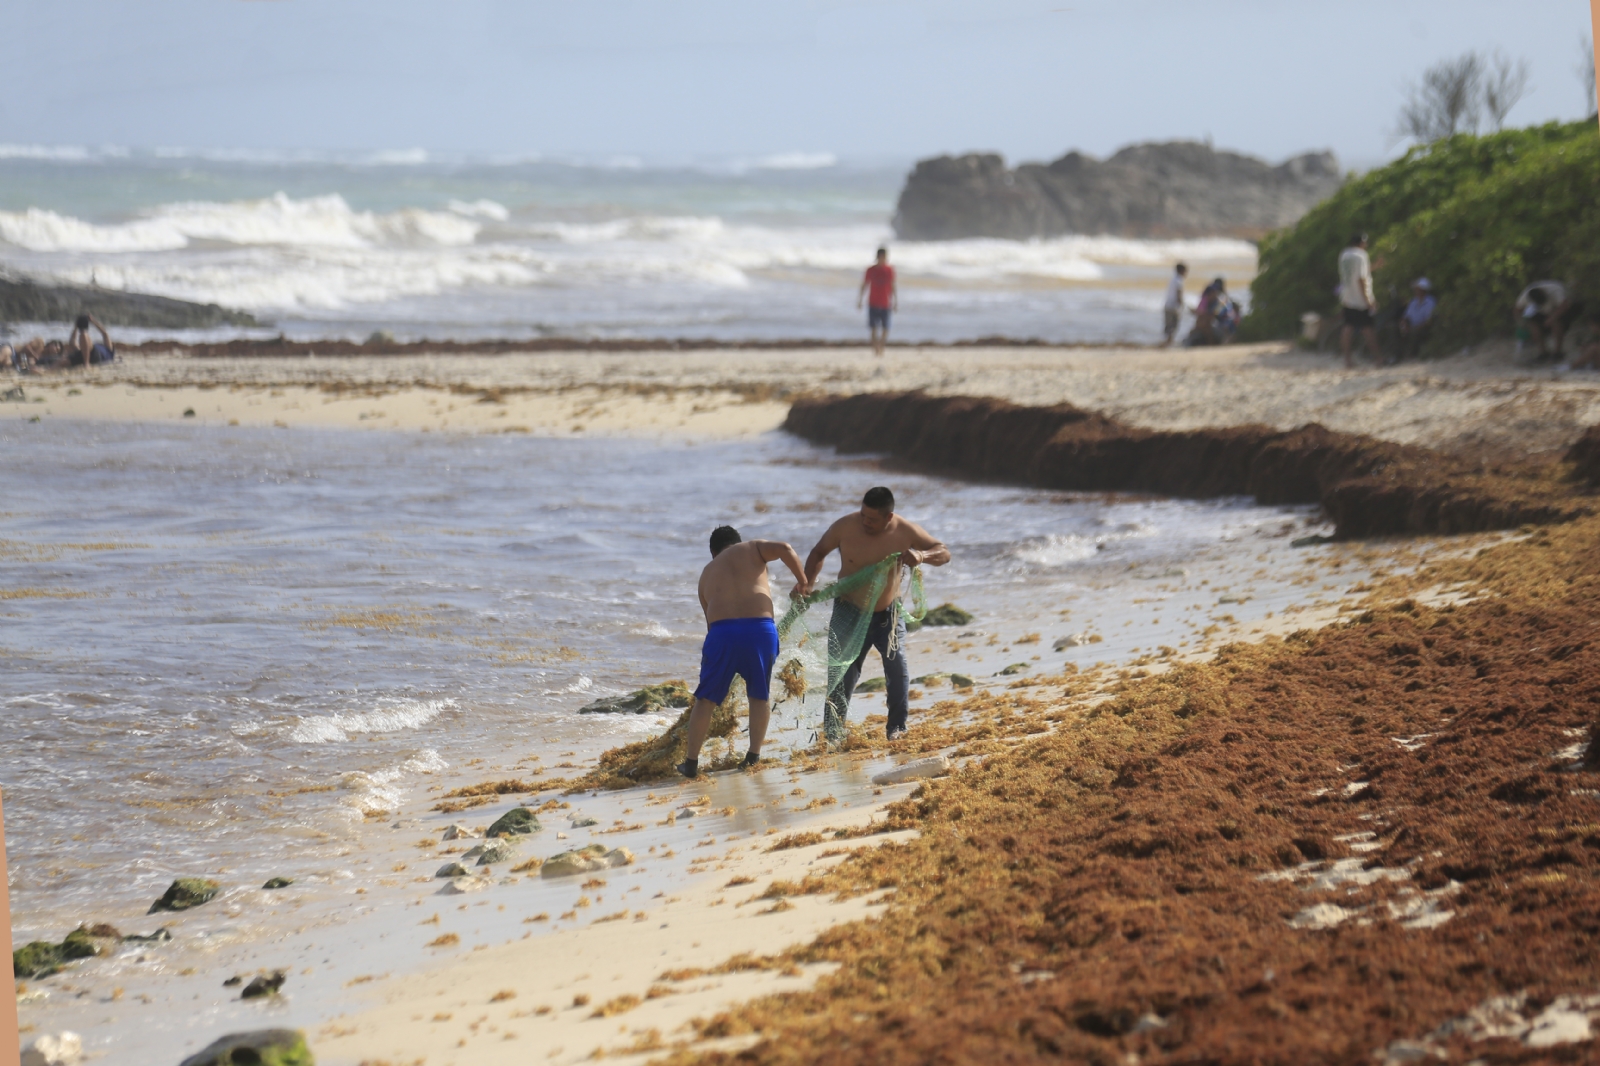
[1241,121,1599,350]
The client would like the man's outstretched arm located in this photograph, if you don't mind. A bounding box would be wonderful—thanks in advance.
[803,523,841,589]
[755,540,811,596]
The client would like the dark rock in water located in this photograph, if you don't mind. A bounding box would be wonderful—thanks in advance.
[261,877,293,890]
[578,680,692,715]
[177,1028,312,1066]
[240,970,287,999]
[13,941,65,979]
[150,877,221,913]
[920,604,974,628]
[950,674,975,689]
[223,975,243,987]
[124,927,173,943]
[84,922,123,939]
[0,273,258,330]
[892,141,1343,241]
[59,927,102,960]
[485,808,540,837]
[856,677,888,693]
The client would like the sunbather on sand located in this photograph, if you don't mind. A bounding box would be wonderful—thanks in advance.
[65,314,115,368]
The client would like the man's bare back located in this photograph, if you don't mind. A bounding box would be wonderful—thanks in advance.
[699,540,810,625]
[804,493,950,611]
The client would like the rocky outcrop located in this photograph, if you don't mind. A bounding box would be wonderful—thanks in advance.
[892,141,1343,241]
[783,392,1587,540]
[0,274,257,330]
[149,877,221,913]
[177,1029,311,1066]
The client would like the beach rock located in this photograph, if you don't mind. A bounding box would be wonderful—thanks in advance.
[920,603,974,627]
[14,941,65,979]
[1054,633,1096,650]
[124,927,173,943]
[177,1028,312,1066]
[485,808,541,837]
[540,844,633,878]
[435,862,473,878]
[440,875,491,895]
[149,878,221,913]
[262,877,293,890]
[893,141,1342,241]
[911,673,949,686]
[568,814,599,828]
[856,677,887,693]
[440,824,477,841]
[475,841,518,866]
[0,273,259,330]
[872,756,952,786]
[59,927,103,960]
[578,680,692,715]
[21,1031,82,1066]
[240,971,286,999]
[1291,534,1335,548]
[950,674,974,689]
[997,663,1031,676]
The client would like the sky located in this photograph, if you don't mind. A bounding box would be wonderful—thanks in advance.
[5,0,1596,169]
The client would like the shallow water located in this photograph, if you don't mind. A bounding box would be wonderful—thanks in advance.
[0,418,1341,939]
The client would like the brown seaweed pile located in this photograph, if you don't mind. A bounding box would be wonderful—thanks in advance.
[660,515,1600,1065]
[784,392,1588,538]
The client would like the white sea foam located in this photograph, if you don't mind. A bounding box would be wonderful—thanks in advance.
[755,151,838,170]
[339,748,448,815]
[448,198,511,221]
[288,697,454,744]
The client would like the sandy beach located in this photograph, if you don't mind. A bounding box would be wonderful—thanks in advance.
[9,341,1600,456]
[9,342,1600,1065]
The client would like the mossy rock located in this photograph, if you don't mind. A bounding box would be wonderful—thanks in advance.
[911,673,949,686]
[60,926,102,960]
[177,1028,313,1066]
[949,674,974,689]
[262,877,293,890]
[485,808,540,837]
[909,603,973,631]
[475,841,518,866]
[151,877,221,913]
[856,677,888,693]
[578,680,692,715]
[13,940,64,979]
[997,663,1031,676]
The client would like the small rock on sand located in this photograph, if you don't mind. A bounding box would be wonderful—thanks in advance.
[916,603,974,628]
[21,1031,83,1066]
[240,970,287,999]
[149,877,221,914]
[1054,633,1097,650]
[441,876,492,895]
[261,877,293,890]
[435,861,473,878]
[440,824,478,841]
[177,1029,311,1066]
[485,808,541,837]
[475,841,518,866]
[872,756,952,786]
[540,845,634,878]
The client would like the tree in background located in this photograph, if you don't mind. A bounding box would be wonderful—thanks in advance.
[1396,51,1531,143]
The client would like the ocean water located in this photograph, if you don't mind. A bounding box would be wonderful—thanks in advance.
[0,149,1256,344]
[0,418,1334,942]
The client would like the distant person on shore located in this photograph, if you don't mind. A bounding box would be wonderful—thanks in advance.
[65,314,115,368]
[804,486,949,744]
[1515,281,1580,361]
[1397,277,1436,361]
[1161,263,1187,347]
[1338,233,1379,368]
[858,247,897,356]
[676,526,811,779]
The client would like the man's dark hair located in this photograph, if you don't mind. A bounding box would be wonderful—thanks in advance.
[709,525,741,556]
[1529,287,1549,307]
[1350,232,1368,247]
[863,486,895,513]
[1175,262,1188,274]
[876,246,887,257]
[75,314,90,330]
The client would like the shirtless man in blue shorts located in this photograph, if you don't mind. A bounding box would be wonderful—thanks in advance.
[677,526,811,778]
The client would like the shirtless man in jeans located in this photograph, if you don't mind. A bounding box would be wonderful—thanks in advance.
[804,487,950,743]
[677,526,811,778]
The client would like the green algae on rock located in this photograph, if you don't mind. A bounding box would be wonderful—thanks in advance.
[485,807,541,837]
[917,603,973,628]
[541,844,634,878]
[150,877,221,913]
[996,662,1031,676]
[13,941,65,979]
[856,677,888,693]
[261,877,293,890]
[577,680,692,715]
[177,1028,312,1066]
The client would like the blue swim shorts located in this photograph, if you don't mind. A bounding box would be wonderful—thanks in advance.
[868,306,891,330]
[694,616,779,704]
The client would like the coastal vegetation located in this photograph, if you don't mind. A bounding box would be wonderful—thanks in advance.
[1241,121,1600,351]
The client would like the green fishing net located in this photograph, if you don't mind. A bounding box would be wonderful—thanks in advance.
[774,552,928,746]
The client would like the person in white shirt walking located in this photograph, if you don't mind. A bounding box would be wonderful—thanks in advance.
[1338,233,1380,368]
[1161,263,1187,347]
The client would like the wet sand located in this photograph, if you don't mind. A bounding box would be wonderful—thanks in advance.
[8,341,1600,455]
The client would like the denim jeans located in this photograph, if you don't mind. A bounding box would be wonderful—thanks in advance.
[825,601,910,739]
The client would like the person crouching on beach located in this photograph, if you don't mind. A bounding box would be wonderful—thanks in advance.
[805,486,950,743]
[677,526,812,779]
[858,247,897,356]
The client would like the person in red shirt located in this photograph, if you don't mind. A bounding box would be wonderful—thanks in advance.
[857,247,897,356]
